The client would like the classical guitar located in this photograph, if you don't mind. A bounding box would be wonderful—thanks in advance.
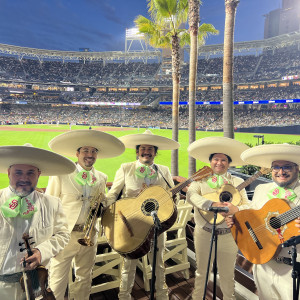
[231,198,299,265]
[199,167,271,225]
[101,166,213,259]
[19,233,55,300]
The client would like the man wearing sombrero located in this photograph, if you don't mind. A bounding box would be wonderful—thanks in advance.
[46,129,125,300]
[106,130,180,300]
[225,144,300,300]
[187,136,249,300]
[0,144,75,300]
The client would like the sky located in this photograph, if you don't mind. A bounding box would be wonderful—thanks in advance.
[0,0,282,52]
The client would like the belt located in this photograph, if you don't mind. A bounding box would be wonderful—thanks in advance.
[202,225,231,235]
[73,224,85,232]
[0,272,22,283]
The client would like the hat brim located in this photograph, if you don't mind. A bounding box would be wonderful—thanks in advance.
[241,144,300,168]
[48,130,125,158]
[0,146,76,176]
[119,133,180,150]
[188,137,249,166]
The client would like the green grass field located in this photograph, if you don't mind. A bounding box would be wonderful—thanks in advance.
[0,124,299,188]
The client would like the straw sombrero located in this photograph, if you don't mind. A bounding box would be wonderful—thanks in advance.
[48,129,125,158]
[241,144,300,168]
[0,145,76,176]
[188,136,249,166]
[119,130,180,150]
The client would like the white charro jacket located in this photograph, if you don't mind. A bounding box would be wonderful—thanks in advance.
[0,187,70,270]
[46,168,107,233]
[106,161,175,203]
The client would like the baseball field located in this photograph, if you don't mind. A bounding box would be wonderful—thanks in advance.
[0,124,299,188]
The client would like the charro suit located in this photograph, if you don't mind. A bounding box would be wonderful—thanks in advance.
[239,181,300,300]
[46,166,107,300]
[106,161,174,300]
[0,187,70,300]
[187,172,248,300]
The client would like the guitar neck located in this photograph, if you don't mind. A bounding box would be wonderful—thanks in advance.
[236,170,263,192]
[170,177,195,197]
[279,205,300,225]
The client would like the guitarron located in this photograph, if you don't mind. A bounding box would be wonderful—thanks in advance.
[101,166,213,259]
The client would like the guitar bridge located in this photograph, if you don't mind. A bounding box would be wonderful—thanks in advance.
[245,221,263,250]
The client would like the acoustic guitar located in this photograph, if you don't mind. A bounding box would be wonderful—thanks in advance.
[101,166,213,259]
[199,167,270,225]
[231,198,299,264]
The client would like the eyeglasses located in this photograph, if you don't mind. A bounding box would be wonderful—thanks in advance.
[271,164,298,173]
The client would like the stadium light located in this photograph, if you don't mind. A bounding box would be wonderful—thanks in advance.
[126,27,144,39]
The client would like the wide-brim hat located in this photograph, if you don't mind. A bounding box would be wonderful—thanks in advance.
[241,144,300,168]
[188,136,249,166]
[119,130,180,150]
[0,145,76,176]
[48,129,125,158]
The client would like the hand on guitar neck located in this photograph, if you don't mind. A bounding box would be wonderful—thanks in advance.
[22,248,42,271]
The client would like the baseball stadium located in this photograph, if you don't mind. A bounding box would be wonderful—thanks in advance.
[0,0,300,299]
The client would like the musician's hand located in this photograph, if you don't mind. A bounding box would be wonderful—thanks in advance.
[22,248,41,270]
[295,217,300,232]
[221,202,239,216]
[225,215,235,228]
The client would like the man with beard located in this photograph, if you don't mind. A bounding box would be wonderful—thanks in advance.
[106,130,180,300]
[0,144,75,300]
[46,130,125,300]
[225,144,300,300]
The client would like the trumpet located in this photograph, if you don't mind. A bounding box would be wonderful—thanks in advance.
[78,193,103,246]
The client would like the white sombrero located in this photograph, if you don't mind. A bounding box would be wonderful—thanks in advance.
[0,145,76,176]
[119,130,180,150]
[48,129,125,158]
[188,136,250,166]
[241,144,300,168]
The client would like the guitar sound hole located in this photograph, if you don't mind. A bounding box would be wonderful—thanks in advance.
[219,191,232,202]
[141,199,159,216]
[269,217,281,229]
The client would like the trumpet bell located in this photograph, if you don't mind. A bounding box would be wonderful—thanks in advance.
[78,238,94,247]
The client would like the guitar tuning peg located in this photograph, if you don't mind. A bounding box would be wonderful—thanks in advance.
[30,242,35,246]
[19,242,24,246]
[28,236,33,240]
[20,248,25,252]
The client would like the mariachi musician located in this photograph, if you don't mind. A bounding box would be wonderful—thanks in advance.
[0,144,74,300]
[46,130,124,300]
[225,144,300,300]
[106,130,180,300]
[186,136,249,300]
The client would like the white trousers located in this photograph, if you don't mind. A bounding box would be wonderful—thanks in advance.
[49,230,97,300]
[118,232,168,300]
[253,259,294,300]
[192,226,238,300]
[0,281,24,300]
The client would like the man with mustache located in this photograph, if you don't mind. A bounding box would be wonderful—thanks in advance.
[46,130,125,300]
[106,130,180,300]
[0,144,74,300]
[225,144,300,300]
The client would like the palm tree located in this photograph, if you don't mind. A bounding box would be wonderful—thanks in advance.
[135,0,217,175]
[223,0,239,138]
[187,0,218,176]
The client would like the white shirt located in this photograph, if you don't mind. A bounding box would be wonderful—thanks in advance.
[0,189,34,275]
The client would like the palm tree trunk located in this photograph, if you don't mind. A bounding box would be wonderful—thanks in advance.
[188,0,200,177]
[171,34,181,176]
[223,0,239,139]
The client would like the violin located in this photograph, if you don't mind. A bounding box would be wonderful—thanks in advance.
[19,233,56,300]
